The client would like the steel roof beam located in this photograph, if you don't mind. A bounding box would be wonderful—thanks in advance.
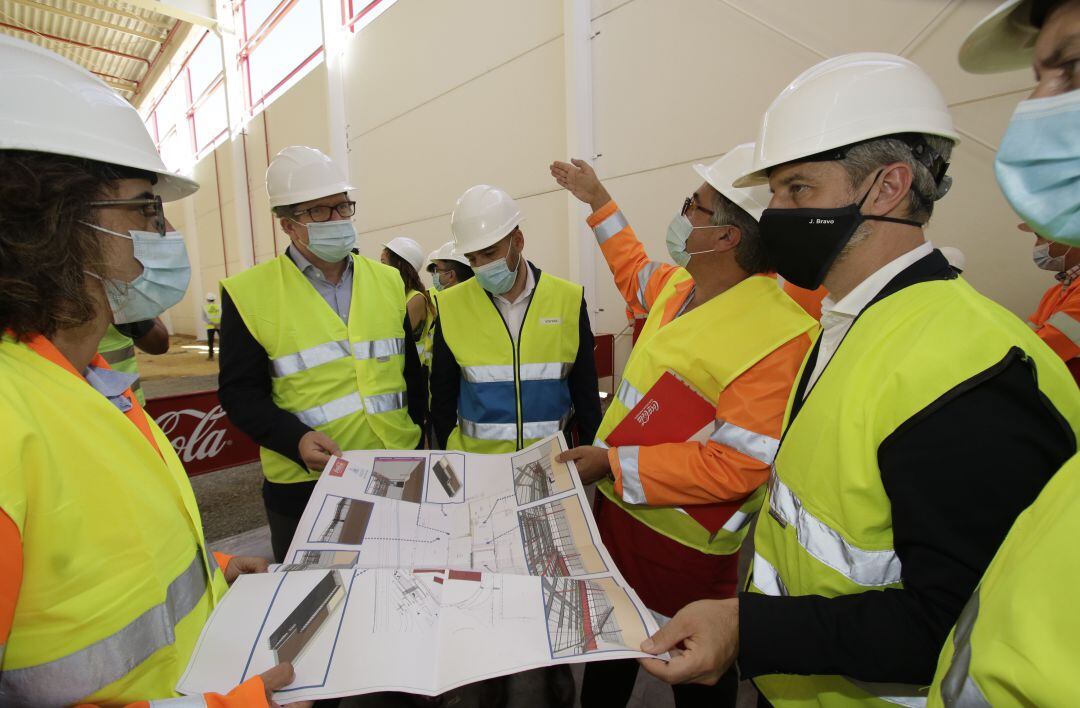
[8,0,168,43]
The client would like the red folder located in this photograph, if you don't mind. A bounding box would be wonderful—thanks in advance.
[605,372,746,534]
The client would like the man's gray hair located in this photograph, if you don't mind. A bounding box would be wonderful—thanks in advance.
[711,192,771,274]
[837,134,954,223]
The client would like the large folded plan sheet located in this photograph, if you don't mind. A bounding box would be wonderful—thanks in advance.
[177,434,663,702]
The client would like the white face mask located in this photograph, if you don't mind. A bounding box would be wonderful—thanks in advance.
[1033,242,1069,272]
[297,220,357,262]
[81,222,191,324]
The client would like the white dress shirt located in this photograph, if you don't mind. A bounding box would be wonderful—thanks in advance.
[804,241,934,396]
[492,259,536,344]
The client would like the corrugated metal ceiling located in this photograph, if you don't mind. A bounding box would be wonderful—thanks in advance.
[0,0,183,102]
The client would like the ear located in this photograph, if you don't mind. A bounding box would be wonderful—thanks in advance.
[512,228,525,252]
[280,216,304,243]
[712,225,741,253]
[869,163,914,217]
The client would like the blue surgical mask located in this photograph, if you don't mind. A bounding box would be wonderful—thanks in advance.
[1033,242,1069,271]
[666,214,716,267]
[432,272,445,291]
[996,89,1080,246]
[301,220,357,262]
[82,223,191,324]
[475,249,522,295]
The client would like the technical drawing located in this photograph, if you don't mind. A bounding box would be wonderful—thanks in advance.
[366,457,426,503]
[281,550,360,571]
[541,577,626,659]
[373,569,441,633]
[269,571,345,664]
[309,495,375,545]
[458,494,525,573]
[432,456,462,497]
[518,497,607,577]
[511,439,574,505]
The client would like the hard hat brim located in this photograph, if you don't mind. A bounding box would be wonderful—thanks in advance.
[958,0,1037,75]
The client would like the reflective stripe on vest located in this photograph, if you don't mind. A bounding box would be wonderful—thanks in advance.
[0,553,209,705]
[271,340,351,377]
[768,471,902,587]
[353,337,406,360]
[614,378,645,411]
[636,262,663,308]
[937,593,989,707]
[295,391,406,427]
[99,344,135,365]
[458,413,569,442]
[752,551,788,596]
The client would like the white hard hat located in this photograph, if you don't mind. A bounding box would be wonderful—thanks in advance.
[206,292,216,301]
[693,143,771,221]
[735,53,960,188]
[0,34,198,202]
[383,236,425,273]
[959,0,1040,74]
[435,240,472,267]
[425,248,440,272]
[450,185,523,255]
[266,146,352,208]
[939,246,966,272]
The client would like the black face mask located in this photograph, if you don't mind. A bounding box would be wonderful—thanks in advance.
[759,172,922,290]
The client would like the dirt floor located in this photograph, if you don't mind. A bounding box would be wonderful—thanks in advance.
[136,334,219,380]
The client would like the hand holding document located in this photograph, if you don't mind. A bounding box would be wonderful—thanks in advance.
[178,433,664,702]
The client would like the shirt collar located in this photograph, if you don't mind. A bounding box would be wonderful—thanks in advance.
[1057,263,1080,286]
[820,241,934,319]
[494,259,536,305]
[288,246,353,281]
[84,364,138,412]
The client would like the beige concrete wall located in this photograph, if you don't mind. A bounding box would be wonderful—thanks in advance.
[161,0,1047,343]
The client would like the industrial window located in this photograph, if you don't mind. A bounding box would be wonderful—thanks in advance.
[343,0,398,33]
[236,0,325,113]
[142,30,226,171]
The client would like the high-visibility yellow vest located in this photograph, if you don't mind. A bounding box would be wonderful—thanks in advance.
[439,270,582,453]
[928,452,1080,707]
[595,273,815,555]
[408,288,435,368]
[223,253,421,484]
[0,335,228,705]
[203,302,222,327]
[749,278,1080,707]
[97,324,145,404]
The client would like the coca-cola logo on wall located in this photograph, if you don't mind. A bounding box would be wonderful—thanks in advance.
[155,405,230,462]
[145,390,259,477]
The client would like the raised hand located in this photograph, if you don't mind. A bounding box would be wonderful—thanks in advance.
[550,158,612,212]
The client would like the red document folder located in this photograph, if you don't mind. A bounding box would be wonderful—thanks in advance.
[605,372,746,534]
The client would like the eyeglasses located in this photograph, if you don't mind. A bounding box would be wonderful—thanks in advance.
[681,195,715,219]
[292,200,356,223]
[433,266,456,275]
[88,195,166,236]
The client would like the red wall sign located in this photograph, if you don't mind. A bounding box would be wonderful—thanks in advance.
[145,389,260,477]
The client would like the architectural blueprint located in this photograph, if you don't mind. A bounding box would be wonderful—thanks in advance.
[177,434,664,701]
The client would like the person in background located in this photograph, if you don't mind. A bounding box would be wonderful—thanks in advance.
[550,145,815,708]
[203,292,221,360]
[1014,221,1080,383]
[430,240,474,291]
[97,317,169,404]
[218,145,425,563]
[0,34,298,706]
[638,52,1080,706]
[924,1,1080,704]
[381,236,436,367]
